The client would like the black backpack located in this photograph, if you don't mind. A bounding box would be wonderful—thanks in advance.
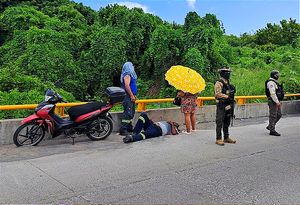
[276,83,284,101]
[173,96,182,106]
[173,90,182,106]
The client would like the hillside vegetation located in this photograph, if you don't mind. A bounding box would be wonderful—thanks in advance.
[0,0,299,118]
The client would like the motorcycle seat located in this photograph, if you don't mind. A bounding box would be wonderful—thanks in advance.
[67,102,107,121]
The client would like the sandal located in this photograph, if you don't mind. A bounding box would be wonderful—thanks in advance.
[182,130,191,134]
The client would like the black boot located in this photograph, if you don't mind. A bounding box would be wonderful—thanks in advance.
[270,131,281,136]
[123,135,133,143]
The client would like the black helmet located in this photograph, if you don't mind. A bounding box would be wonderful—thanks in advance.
[270,70,280,80]
[218,67,232,80]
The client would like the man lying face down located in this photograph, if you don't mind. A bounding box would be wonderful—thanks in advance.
[123,112,180,143]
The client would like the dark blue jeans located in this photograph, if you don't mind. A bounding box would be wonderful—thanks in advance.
[132,113,162,142]
[120,95,136,132]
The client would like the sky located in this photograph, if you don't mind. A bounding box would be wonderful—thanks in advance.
[73,0,300,36]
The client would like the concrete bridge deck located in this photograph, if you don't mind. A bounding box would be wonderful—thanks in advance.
[0,114,299,204]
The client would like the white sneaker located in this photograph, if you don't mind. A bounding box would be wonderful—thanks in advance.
[182,130,191,134]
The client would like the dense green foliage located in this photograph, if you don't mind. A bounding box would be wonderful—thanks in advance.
[0,0,299,118]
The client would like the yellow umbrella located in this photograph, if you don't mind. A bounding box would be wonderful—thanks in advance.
[165,65,206,94]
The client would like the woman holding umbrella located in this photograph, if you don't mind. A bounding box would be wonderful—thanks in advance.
[177,90,198,134]
[165,65,206,134]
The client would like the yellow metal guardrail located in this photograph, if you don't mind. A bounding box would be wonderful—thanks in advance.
[136,94,300,111]
[0,102,86,116]
[0,94,299,115]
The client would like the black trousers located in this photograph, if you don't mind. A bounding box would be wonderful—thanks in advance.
[131,113,162,142]
[216,104,231,140]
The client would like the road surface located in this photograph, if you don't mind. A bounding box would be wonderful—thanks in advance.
[0,115,299,204]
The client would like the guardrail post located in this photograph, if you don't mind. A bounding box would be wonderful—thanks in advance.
[60,106,65,116]
[55,107,59,115]
[197,99,204,107]
[137,102,146,112]
[237,98,246,105]
[54,106,65,116]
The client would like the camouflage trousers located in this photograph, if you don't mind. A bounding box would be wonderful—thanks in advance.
[268,100,282,132]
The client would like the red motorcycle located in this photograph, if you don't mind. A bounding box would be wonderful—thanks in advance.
[13,87,125,146]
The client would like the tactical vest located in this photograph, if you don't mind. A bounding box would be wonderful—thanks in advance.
[265,79,284,101]
[216,79,236,105]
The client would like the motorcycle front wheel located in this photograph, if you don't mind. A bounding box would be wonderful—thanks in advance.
[87,116,113,140]
[13,122,45,147]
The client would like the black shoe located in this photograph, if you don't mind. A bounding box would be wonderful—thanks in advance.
[119,129,131,136]
[123,135,133,143]
[270,131,281,136]
[266,126,270,130]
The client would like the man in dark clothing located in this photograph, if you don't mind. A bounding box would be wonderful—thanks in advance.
[214,67,236,146]
[265,70,284,136]
[123,112,180,143]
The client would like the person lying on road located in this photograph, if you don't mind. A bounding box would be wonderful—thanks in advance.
[123,112,180,143]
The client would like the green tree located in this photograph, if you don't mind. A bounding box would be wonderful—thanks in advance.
[183,48,205,74]
[57,4,87,30]
[98,4,162,64]
[183,11,201,32]
[0,26,84,98]
[185,25,226,70]
[72,2,97,25]
[225,35,241,47]
[80,26,127,98]
[143,25,183,79]
[0,63,47,92]
[239,32,256,47]
[202,13,224,31]
[254,18,300,47]
[0,6,49,32]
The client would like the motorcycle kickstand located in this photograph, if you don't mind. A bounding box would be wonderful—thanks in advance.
[71,135,75,145]
[66,134,76,145]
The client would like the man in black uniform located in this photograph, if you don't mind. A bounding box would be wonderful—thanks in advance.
[123,112,180,143]
[265,70,284,136]
[214,67,236,146]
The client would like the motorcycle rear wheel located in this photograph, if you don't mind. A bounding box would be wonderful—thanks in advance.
[87,116,113,140]
[13,122,45,147]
